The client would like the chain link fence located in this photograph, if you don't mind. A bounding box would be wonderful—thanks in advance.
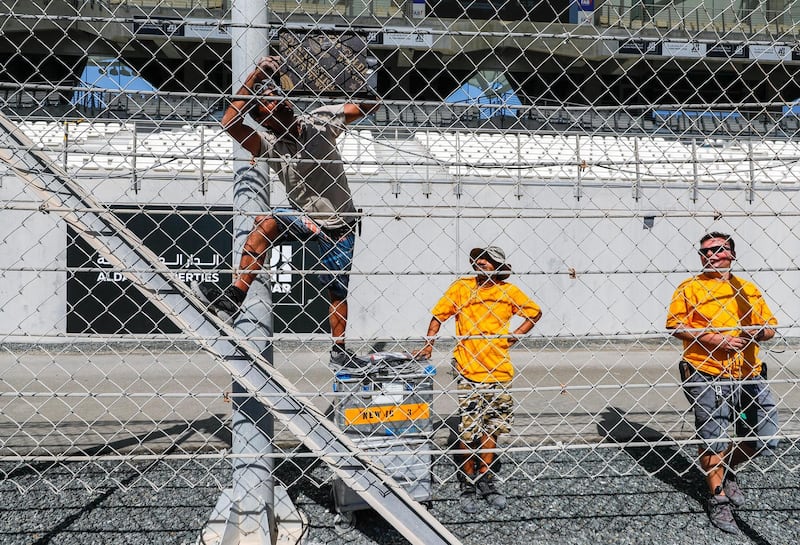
[1,0,800,542]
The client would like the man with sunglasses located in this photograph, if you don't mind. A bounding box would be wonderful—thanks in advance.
[194,56,380,367]
[666,232,778,534]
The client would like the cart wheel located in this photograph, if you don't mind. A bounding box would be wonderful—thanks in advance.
[334,511,356,533]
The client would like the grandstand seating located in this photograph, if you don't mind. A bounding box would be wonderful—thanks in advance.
[413,130,800,185]
[10,118,800,186]
[11,119,381,178]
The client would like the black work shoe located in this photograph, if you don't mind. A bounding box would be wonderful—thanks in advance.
[476,476,507,509]
[707,495,739,534]
[723,472,746,508]
[192,282,246,323]
[329,346,359,368]
[459,482,479,514]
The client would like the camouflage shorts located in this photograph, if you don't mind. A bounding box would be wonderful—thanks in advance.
[457,378,514,443]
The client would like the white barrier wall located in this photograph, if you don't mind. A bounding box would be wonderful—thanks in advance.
[3,127,799,341]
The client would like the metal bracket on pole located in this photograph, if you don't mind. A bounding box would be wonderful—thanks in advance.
[574,134,583,201]
[0,113,464,545]
[747,139,755,203]
[691,138,699,203]
[200,485,306,545]
[632,137,640,202]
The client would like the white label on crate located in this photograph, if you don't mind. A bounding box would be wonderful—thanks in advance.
[373,382,404,404]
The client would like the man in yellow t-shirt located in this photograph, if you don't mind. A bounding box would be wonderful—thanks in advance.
[666,232,778,535]
[416,246,541,514]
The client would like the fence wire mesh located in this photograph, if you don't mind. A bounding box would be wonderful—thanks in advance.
[1,0,800,542]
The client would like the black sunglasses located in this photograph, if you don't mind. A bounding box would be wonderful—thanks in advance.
[698,245,732,256]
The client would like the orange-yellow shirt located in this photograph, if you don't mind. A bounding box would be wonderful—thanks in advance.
[666,274,777,378]
[431,277,541,383]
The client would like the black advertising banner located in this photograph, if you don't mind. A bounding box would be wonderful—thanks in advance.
[428,0,568,22]
[363,29,383,45]
[618,40,662,56]
[268,241,331,334]
[66,206,329,334]
[132,16,185,37]
[707,43,748,58]
[278,29,377,96]
[67,206,232,334]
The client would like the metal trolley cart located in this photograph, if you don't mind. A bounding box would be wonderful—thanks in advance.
[330,352,436,530]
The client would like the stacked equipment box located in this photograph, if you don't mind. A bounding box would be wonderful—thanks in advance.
[331,352,436,517]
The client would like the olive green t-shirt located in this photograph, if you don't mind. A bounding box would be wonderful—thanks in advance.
[258,105,355,229]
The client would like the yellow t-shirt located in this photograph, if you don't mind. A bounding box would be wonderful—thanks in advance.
[431,277,542,383]
[666,274,777,378]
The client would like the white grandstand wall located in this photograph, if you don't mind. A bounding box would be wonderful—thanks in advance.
[349,176,800,341]
[3,131,800,341]
[0,176,67,337]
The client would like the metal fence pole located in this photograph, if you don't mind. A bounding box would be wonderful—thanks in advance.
[205,0,278,543]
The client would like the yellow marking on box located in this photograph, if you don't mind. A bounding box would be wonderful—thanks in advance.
[344,403,430,426]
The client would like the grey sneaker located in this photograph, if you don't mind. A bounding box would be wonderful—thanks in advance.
[707,495,739,534]
[476,477,507,509]
[459,482,479,514]
[192,282,245,322]
[329,346,359,368]
[723,472,746,508]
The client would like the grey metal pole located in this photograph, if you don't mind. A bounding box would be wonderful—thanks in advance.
[227,0,276,542]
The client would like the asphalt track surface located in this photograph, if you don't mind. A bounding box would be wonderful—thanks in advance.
[1,341,799,544]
